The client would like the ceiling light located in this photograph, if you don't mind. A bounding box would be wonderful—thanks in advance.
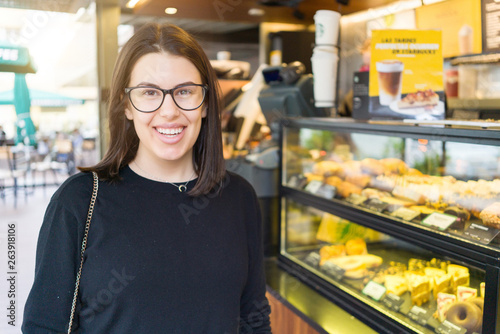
[248,8,265,16]
[126,0,141,9]
[165,7,178,15]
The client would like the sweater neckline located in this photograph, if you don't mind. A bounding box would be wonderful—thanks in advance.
[123,165,198,194]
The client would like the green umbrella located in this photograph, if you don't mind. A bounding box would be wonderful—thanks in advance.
[0,43,37,146]
[13,73,36,145]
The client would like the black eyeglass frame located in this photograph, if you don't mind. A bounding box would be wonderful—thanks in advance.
[124,84,209,113]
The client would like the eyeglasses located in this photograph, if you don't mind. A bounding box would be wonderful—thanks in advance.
[125,84,208,113]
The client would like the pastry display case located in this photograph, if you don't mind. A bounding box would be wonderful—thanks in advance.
[278,118,500,334]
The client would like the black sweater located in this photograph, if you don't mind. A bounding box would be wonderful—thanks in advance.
[22,167,271,333]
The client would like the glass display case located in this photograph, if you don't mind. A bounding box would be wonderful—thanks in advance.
[278,118,500,334]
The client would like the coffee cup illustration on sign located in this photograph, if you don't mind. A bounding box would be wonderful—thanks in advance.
[376,60,404,106]
[458,24,473,55]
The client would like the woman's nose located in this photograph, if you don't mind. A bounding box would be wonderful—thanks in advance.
[158,94,180,118]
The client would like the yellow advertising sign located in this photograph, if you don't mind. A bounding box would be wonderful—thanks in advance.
[416,0,481,58]
[368,29,444,120]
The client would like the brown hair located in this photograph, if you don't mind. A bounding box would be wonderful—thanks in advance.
[80,23,225,196]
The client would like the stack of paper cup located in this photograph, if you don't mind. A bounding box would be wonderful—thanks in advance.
[311,46,339,108]
[314,10,341,46]
[312,10,341,108]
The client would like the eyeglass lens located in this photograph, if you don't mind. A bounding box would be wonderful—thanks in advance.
[129,85,205,112]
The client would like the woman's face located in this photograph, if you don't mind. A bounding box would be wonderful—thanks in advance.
[125,52,206,166]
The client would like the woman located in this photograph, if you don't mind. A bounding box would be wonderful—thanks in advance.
[23,23,271,333]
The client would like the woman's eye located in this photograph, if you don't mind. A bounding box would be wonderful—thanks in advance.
[176,88,193,97]
[143,89,160,96]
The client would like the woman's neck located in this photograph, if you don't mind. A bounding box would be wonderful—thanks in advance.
[130,154,196,183]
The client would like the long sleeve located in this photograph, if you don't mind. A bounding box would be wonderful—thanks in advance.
[22,174,91,333]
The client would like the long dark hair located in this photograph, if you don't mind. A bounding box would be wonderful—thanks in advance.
[80,23,225,196]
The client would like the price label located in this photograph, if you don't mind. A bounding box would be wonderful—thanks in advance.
[421,212,457,231]
[436,320,467,334]
[304,180,323,194]
[408,305,431,326]
[287,175,307,189]
[304,252,321,267]
[464,223,500,245]
[321,262,345,281]
[363,198,389,213]
[346,193,368,206]
[362,281,387,301]
[316,184,336,199]
[391,207,420,221]
[382,293,405,312]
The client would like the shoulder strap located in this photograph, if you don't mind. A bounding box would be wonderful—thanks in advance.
[67,171,99,333]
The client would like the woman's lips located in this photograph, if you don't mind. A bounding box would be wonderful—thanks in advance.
[155,126,184,137]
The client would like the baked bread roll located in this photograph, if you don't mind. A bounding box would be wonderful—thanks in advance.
[479,202,500,229]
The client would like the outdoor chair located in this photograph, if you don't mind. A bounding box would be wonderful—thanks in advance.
[0,144,31,208]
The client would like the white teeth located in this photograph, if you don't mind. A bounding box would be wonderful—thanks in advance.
[157,127,183,135]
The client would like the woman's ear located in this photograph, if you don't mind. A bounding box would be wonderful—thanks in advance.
[201,106,207,118]
[125,107,134,120]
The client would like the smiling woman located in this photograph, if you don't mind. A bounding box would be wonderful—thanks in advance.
[22,23,271,334]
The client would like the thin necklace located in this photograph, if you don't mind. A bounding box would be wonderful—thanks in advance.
[132,161,196,192]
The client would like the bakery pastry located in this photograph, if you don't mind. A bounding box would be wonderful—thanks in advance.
[397,89,439,109]
[432,273,451,298]
[337,181,363,199]
[324,254,383,278]
[405,271,430,306]
[312,161,343,177]
[446,301,483,334]
[360,158,385,176]
[325,175,343,188]
[304,172,324,183]
[319,244,346,265]
[447,264,469,276]
[436,292,456,322]
[392,185,426,205]
[345,174,372,189]
[447,264,470,292]
[361,188,391,200]
[345,238,367,255]
[408,259,426,273]
[457,286,477,302]
[452,272,470,292]
[384,275,408,296]
[479,202,500,229]
[379,158,408,175]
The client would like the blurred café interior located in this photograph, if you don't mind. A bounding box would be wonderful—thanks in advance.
[2,0,500,333]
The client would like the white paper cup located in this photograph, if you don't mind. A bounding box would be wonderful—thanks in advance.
[314,10,341,46]
[375,60,404,106]
[311,46,339,107]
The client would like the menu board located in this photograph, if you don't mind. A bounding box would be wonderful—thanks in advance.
[368,29,444,120]
[482,0,500,52]
[415,0,482,58]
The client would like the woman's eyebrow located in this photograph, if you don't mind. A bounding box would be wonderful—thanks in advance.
[133,81,197,88]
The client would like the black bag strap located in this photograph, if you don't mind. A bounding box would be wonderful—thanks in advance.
[67,171,98,333]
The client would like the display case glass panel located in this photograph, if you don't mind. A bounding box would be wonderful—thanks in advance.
[283,126,500,251]
[282,198,487,334]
